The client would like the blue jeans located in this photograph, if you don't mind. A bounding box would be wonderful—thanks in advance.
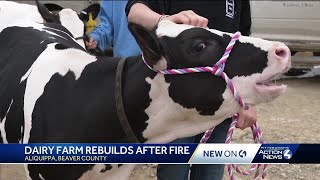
[157,118,231,180]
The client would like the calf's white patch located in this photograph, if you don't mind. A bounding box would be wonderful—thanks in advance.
[0,100,13,144]
[23,44,97,143]
[143,74,239,144]
[59,9,85,48]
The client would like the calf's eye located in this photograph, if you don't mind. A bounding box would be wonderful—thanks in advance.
[193,42,206,53]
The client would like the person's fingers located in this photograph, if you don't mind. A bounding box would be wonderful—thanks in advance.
[242,117,251,130]
[236,114,245,130]
[85,41,92,47]
[90,42,97,49]
[198,17,209,28]
[174,11,208,27]
[89,38,95,45]
[87,45,95,49]
[236,107,257,130]
[162,10,208,28]
[168,14,190,25]
[182,10,199,26]
[85,38,97,49]
[191,15,208,28]
[179,14,191,25]
[85,38,92,45]
[247,116,255,128]
[183,10,208,27]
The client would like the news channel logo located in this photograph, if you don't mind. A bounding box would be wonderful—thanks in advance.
[203,149,247,158]
[283,149,293,160]
[239,150,247,158]
[258,146,292,160]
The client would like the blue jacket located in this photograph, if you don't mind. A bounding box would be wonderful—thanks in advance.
[90,1,141,58]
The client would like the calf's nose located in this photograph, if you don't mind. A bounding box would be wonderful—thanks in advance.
[272,43,291,62]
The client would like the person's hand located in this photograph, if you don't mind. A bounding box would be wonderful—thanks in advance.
[236,106,257,130]
[85,37,97,49]
[163,10,208,28]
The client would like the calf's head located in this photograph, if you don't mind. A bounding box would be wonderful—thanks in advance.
[129,20,291,123]
[36,0,99,48]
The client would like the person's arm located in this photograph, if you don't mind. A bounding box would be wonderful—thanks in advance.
[127,2,162,30]
[126,0,209,30]
[87,1,114,50]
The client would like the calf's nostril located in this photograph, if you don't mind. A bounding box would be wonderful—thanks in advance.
[274,46,290,60]
[276,49,286,58]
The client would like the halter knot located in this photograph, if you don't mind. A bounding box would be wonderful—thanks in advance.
[212,63,225,76]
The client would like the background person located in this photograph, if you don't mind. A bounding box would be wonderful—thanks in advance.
[85,0,141,58]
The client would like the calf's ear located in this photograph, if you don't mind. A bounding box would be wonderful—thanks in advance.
[36,0,60,23]
[128,23,163,67]
[43,3,64,12]
[79,3,100,22]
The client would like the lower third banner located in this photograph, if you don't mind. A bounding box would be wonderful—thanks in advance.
[0,144,319,164]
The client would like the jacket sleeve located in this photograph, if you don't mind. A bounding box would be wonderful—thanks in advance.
[239,0,252,36]
[90,0,113,51]
[125,0,158,16]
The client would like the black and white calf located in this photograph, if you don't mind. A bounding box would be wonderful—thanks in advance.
[0,18,291,179]
[0,1,99,48]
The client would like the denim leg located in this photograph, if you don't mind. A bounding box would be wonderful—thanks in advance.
[190,118,232,180]
[157,136,195,180]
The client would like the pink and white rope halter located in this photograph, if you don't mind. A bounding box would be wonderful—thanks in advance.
[142,32,247,109]
[142,32,267,179]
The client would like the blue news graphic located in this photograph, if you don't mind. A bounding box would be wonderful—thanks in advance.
[252,144,299,163]
[0,144,320,164]
[251,144,320,164]
[0,144,197,164]
[288,144,320,163]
